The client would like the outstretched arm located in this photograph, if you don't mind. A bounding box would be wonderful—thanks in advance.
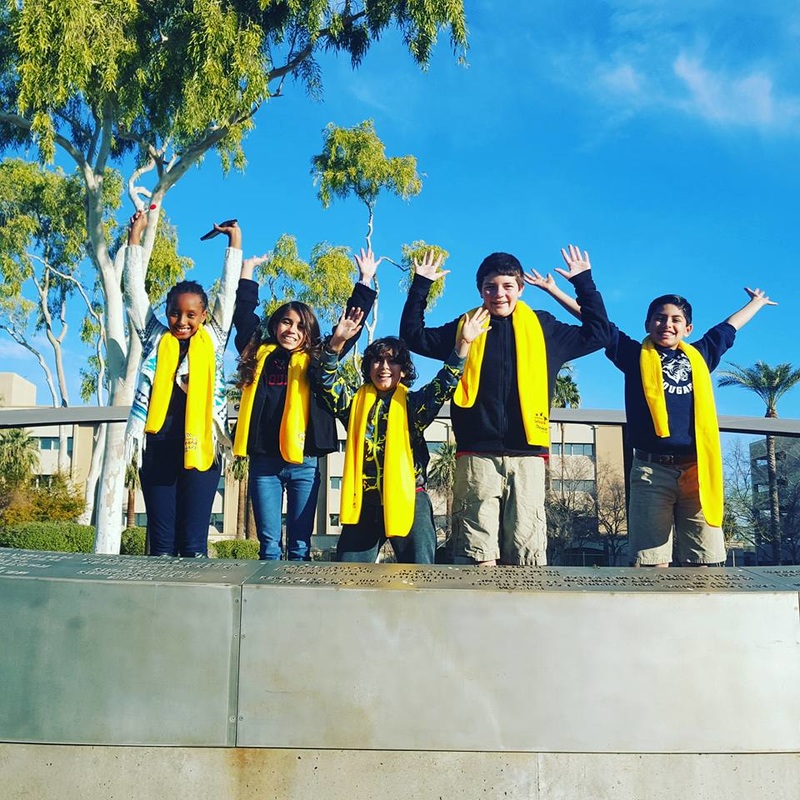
[124,210,157,341]
[725,287,777,331]
[523,269,582,320]
[206,220,244,337]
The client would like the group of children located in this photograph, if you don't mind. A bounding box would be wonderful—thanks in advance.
[123,210,776,567]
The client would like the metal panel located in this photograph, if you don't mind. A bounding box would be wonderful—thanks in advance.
[237,563,800,753]
[0,550,262,746]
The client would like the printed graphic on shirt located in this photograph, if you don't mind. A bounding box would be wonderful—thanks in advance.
[264,355,288,387]
[661,350,693,396]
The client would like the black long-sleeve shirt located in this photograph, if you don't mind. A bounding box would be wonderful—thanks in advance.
[399,272,610,454]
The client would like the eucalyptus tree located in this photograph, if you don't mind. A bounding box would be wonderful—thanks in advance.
[718,361,800,564]
[312,119,423,340]
[0,0,467,552]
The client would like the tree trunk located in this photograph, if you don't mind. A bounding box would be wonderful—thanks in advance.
[126,486,136,529]
[766,433,782,565]
[236,474,248,540]
[77,423,107,525]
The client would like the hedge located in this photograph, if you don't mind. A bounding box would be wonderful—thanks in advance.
[212,539,259,560]
[0,522,95,553]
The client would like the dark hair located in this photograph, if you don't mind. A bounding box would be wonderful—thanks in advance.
[361,336,417,388]
[166,280,208,312]
[237,301,321,387]
[475,252,524,290]
[645,294,693,326]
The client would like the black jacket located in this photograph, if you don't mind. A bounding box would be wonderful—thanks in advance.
[232,279,376,457]
[399,272,609,453]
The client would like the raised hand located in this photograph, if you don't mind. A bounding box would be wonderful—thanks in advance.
[329,307,366,352]
[413,250,449,282]
[556,244,591,280]
[354,248,384,283]
[241,254,268,281]
[523,269,556,292]
[457,308,491,355]
[128,209,148,246]
[744,287,778,307]
[213,220,242,250]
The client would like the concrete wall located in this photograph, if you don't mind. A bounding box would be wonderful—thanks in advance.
[1,552,799,799]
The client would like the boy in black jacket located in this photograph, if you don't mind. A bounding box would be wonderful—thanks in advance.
[399,245,610,565]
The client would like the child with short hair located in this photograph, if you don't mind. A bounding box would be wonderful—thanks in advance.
[317,303,489,563]
[528,270,776,566]
[400,245,610,566]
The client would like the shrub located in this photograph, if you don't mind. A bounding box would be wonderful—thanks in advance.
[0,522,95,553]
[213,539,259,560]
[121,527,146,556]
[0,474,85,526]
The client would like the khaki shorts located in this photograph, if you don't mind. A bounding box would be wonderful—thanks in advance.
[451,454,547,565]
[628,457,726,566]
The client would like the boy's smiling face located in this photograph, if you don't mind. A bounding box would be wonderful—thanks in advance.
[645,303,693,350]
[368,350,405,394]
[480,274,523,317]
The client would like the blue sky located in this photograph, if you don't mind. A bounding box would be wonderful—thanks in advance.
[4,0,800,420]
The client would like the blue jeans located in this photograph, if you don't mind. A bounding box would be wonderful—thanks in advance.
[337,490,437,564]
[249,454,320,560]
[140,437,221,557]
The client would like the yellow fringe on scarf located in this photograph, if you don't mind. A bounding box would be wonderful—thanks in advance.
[145,327,215,471]
[453,301,550,447]
[640,337,723,527]
[341,384,415,538]
[233,344,310,464]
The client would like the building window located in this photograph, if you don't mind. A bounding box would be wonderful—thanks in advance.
[551,443,595,457]
[330,476,342,490]
[329,514,340,527]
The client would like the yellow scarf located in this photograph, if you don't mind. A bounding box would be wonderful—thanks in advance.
[453,301,550,447]
[340,384,416,538]
[145,326,215,471]
[640,337,723,527]
[233,344,311,464]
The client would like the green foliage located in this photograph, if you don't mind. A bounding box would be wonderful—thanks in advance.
[400,240,449,307]
[256,234,356,327]
[3,1,467,168]
[554,365,580,409]
[0,522,95,552]
[120,526,146,555]
[717,361,800,418]
[312,119,422,214]
[143,215,194,304]
[0,428,39,488]
[427,440,457,492]
[0,473,85,525]
[213,539,259,560]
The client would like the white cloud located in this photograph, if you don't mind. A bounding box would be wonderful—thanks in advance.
[540,0,800,134]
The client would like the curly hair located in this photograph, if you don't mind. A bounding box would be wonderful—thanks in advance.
[237,301,321,387]
[361,336,417,388]
[166,280,208,312]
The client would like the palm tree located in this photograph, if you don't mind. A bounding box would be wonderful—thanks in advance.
[0,428,40,488]
[229,456,250,540]
[718,361,800,565]
[124,458,139,530]
[553,365,581,496]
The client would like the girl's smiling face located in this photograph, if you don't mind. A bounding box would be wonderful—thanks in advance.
[167,292,207,340]
[275,308,308,352]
